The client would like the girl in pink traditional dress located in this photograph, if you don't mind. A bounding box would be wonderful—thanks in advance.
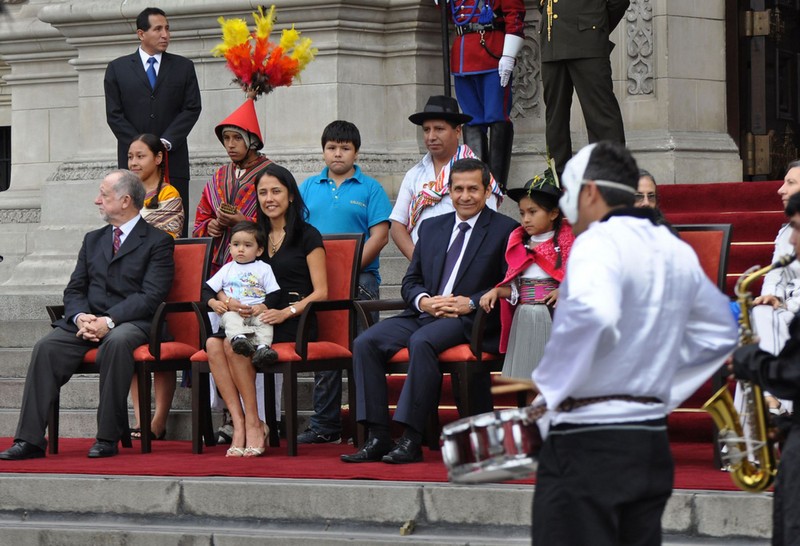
[479,171,574,381]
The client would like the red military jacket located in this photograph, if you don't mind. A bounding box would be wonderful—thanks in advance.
[449,0,526,75]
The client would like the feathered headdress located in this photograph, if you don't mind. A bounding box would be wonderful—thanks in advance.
[211,5,317,99]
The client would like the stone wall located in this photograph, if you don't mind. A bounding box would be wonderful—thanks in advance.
[0,0,741,292]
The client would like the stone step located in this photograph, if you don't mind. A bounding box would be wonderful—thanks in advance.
[0,407,318,442]
[0,372,341,410]
[0,474,773,543]
[0,348,33,377]
[0,319,52,349]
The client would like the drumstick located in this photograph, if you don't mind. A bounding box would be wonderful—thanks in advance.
[491,383,535,395]
[493,376,535,387]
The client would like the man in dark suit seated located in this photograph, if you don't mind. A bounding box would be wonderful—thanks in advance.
[0,170,175,460]
[342,158,518,464]
[104,7,202,238]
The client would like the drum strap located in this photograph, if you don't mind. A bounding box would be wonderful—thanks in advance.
[557,395,663,412]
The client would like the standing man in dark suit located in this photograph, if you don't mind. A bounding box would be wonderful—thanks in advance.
[540,0,628,175]
[341,158,518,464]
[0,170,175,460]
[104,7,202,237]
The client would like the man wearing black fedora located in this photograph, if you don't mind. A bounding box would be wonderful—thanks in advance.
[389,95,505,260]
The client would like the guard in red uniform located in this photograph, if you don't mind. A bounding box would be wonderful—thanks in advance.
[447,0,526,192]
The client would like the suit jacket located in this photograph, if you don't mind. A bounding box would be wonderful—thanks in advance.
[539,0,630,62]
[401,208,519,351]
[104,50,202,180]
[56,217,175,335]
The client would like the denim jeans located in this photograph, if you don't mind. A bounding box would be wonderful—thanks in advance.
[308,271,379,436]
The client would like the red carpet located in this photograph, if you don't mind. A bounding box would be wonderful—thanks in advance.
[0,436,742,491]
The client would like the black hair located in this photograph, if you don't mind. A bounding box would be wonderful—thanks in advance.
[231,220,266,250]
[449,158,491,189]
[584,141,639,207]
[137,7,166,32]
[255,163,310,248]
[130,133,167,209]
[519,191,566,269]
[785,192,800,217]
[321,120,361,152]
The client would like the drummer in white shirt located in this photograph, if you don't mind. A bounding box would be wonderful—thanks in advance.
[529,141,737,545]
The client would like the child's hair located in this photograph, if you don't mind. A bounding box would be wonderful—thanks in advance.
[131,133,168,210]
[230,220,266,250]
[522,191,565,269]
[321,120,361,152]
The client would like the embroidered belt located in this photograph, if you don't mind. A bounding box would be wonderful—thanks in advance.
[557,395,663,412]
[454,22,505,36]
[519,278,559,304]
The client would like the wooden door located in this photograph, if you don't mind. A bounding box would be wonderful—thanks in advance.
[729,0,800,180]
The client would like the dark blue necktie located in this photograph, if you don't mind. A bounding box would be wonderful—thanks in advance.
[146,57,157,89]
[437,222,471,295]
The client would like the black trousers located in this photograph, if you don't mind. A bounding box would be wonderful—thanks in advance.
[352,314,491,435]
[774,425,800,545]
[15,324,148,450]
[533,419,673,546]
[542,56,626,174]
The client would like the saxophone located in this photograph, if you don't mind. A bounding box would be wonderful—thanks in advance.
[702,253,795,492]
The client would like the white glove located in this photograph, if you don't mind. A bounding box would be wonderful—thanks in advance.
[498,34,524,87]
[498,56,516,87]
[160,138,172,152]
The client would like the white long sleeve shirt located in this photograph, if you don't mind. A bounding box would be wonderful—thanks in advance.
[761,224,800,312]
[533,214,738,426]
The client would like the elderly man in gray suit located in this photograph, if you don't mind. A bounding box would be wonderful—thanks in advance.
[0,170,175,460]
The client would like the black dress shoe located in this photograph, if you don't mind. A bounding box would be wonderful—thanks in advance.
[340,437,395,463]
[87,440,118,458]
[0,441,45,461]
[382,437,423,464]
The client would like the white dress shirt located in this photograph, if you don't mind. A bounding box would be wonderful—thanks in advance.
[533,214,738,427]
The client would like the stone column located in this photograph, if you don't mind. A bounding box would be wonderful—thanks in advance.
[507,0,741,189]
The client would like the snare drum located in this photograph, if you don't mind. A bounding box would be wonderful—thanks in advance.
[441,406,544,484]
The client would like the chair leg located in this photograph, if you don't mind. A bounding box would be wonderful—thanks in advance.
[263,371,280,448]
[138,365,152,454]
[346,367,359,448]
[286,372,298,456]
[191,363,204,454]
[425,410,441,451]
[47,393,60,455]
[201,371,216,449]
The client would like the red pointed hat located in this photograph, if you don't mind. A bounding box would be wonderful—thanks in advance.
[214,99,264,150]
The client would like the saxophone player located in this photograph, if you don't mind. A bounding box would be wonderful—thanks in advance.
[733,191,800,546]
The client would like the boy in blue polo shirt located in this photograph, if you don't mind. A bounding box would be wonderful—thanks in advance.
[299,120,393,444]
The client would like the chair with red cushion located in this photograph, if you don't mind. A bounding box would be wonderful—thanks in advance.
[191,233,364,456]
[674,224,732,291]
[46,237,213,454]
[673,223,733,467]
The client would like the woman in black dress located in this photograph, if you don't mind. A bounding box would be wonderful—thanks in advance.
[206,164,327,457]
